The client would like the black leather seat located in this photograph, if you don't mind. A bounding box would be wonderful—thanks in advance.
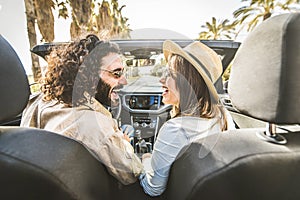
[0,127,117,199]
[163,13,300,200]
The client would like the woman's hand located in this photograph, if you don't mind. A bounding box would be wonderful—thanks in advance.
[120,124,134,144]
[142,153,152,161]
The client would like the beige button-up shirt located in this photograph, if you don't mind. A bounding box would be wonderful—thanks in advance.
[20,93,143,185]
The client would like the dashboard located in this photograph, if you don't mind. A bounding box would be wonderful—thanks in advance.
[115,74,173,154]
[126,94,163,110]
[120,92,171,135]
[119,92,171,153]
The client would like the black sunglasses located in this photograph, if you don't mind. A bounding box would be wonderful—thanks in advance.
[101,68,125,78]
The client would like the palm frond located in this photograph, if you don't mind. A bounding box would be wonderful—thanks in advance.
[247,14,263,31]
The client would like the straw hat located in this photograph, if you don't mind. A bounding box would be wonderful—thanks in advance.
[163,40,222,101]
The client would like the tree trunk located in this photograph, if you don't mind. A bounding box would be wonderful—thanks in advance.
[24,0,41,81]
[69,0,92,39]
[35,0,55,42]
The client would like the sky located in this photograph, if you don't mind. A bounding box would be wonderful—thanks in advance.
[0,0,244,75]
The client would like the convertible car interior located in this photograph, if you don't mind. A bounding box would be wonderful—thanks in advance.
[30,37,240,156]
[0,12,299,199]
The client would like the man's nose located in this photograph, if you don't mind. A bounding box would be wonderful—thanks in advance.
[119,75,127,85]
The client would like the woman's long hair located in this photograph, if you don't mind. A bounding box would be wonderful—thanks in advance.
[169,54,228,131]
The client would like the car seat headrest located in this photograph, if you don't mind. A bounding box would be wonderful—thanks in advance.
[0,35,30,123]
[228,13,300,124]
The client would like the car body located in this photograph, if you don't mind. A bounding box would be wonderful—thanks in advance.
[1,12,300,200]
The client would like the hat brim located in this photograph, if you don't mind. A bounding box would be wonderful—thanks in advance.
[163,40,220,102]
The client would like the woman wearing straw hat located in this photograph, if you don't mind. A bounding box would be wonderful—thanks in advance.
[139,40,235,196]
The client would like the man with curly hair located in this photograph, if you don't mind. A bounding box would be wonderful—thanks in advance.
[21,34,143,185]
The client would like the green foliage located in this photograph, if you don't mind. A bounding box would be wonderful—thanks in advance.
[56,0,69,19]
[199,0,300,41]
[233,0,300,33]
[53,0,131,39]
[222,63,232,81]
[198,0,300,81]
[198,17,237,40]
[27,75,41,94]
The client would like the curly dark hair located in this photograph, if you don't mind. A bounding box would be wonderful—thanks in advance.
[41,34,120,107]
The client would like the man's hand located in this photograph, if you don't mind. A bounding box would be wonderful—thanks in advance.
[142,153,152,161]
[121,124,134,144]
[123,133,131,143]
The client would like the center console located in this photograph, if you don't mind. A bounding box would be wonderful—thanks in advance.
[121,93,171,153]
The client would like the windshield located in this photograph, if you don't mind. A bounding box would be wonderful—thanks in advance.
[123,53,167,91]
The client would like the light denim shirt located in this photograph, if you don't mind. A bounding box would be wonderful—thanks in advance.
[139,114,234,196]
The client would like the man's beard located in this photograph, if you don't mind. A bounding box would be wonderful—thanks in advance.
[95,78,112,107]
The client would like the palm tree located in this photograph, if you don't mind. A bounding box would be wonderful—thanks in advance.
[111,0,131,38]
[35,0,55,42]
[94,0,130,39]
[95,0,114,38]
[24,0,55,81]
[69,0,93,39]
[198,17,238,40]
[24,0,130,79]
[233,0,300,32]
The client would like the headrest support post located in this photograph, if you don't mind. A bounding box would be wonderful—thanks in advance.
[256,123,287,145]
